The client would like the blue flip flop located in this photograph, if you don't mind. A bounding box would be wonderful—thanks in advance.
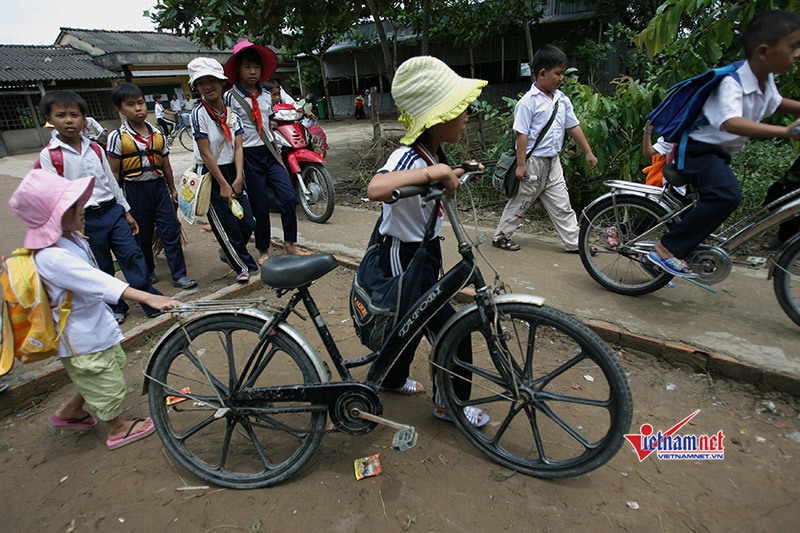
[647,251,698,278]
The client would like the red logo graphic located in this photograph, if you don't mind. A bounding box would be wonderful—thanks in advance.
[624,410,725,461]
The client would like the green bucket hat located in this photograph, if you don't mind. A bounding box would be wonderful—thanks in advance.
[391,56,487,145]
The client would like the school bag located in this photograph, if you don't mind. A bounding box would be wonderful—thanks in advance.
[647,62,743,170]
[32,142,105,175]
[0,249,72,376]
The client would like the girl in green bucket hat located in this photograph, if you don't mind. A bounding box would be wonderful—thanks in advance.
[366,56,489,428]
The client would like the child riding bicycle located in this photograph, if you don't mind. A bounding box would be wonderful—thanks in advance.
[648,10,800,277]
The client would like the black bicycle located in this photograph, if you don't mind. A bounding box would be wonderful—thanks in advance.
[143,164,633,489]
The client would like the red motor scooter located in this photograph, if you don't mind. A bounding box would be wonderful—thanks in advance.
[272,103,335,223]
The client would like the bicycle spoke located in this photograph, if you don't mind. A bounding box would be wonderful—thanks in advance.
[218,329,237,390]
[524,404,550,463]
[535,389,611,408]
[177,347,229,394]
[175,413,219,441]
[532,352,588,389]
[535,401,595,450]
[241,419,272,470]
[217,419,236,469]
[490,402,524,444]
[248,411,311,440]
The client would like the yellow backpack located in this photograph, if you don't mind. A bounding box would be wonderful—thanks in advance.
[0,248,72,376]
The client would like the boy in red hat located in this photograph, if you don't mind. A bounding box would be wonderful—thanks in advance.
[223,40,299,263]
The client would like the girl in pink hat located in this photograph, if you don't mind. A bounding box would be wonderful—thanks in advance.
[8,169,180,449]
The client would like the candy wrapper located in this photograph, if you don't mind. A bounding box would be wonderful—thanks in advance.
[166,387,191,406]
[354,454,382,480]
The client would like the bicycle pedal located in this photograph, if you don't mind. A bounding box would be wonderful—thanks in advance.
[392,426,418,452]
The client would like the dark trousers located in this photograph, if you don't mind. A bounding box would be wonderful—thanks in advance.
[157,117,174,135]
[83,202,162,316]
[661,141,742,258]
[125,179,187,280]
[379,237,472,402]
[243,145,297,250]
[205,162,259,274]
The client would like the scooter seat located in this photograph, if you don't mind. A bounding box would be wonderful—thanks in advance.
[260,254,338,289]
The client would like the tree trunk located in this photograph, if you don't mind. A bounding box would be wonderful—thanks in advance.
[524,16,534,71]
[421,0,430,55]
[317,55,334,120]
[365,0,395,81]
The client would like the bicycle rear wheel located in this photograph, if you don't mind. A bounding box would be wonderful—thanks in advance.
[579,195,673,295]
[147,313,327,489]
[179,127,193,151]
[433,303,632,478]
[774,239,800,327]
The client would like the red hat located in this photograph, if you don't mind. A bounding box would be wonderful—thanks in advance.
[224,40,278,84]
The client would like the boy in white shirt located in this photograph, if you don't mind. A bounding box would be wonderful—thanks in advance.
[9,169,179,449]
[648,10,800,277]
[38,90,164,323]
[154,94,175,136]
[492,44,597,253]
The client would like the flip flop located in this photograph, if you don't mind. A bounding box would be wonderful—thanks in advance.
[113,312,126,325]
[236,271,250,283]
[646,251,698,278]
[48,413,97,430]
[433,406,490,428]
[257,255,270,266]
[106,418,155,450]
[380,378,424,395]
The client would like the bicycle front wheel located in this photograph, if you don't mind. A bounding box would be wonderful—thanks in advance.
[774,239,800,327]
[433,303,632,478]
[579,195,673,295]
[147,313,327,489]
[179,127,193,151]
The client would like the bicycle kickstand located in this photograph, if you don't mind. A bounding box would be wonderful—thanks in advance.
[351,409,419,452]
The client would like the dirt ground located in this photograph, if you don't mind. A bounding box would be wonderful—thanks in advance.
[0,264,798,532]
[0,118,798,531]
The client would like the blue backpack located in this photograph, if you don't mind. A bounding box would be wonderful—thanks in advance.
[647,61,743,169]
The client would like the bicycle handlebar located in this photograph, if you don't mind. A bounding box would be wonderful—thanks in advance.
[389,161,485,202]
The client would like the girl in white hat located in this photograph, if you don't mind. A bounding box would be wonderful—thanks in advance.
[366,56,489,427]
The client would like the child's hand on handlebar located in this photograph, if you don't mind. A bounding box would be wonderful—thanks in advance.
[789,117,800,140]
[427,163,462,195]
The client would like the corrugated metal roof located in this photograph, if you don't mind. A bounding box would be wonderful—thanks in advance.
[0,45,119,82]
[58,28,227,54]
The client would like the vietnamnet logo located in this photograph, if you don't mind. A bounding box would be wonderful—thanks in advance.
[624,410,724,461]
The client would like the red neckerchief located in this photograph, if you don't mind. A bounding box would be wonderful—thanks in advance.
[202,100,232,143]
[124,121,155,167]
[244,90,263,135]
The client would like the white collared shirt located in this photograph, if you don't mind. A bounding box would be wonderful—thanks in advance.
[39,134,130,211]
[376,145,444,242]
[34,234,128,357]
[512,84,580,158]
[690,61,782,154]
[224,83,275,147]
[170,98,182,113]
[106,120,170,182]
[155,101,166,120]
[190,102,244,166]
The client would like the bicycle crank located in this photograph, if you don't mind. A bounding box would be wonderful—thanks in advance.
[351,409,419,452]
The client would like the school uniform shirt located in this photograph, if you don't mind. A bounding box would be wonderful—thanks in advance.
[170,98,182,113]
[35,234,128,357]
[39,134,130,211]
[690,60,782,154]
[376,145,443,242]
[154,101,167,121]
[82,117,105,139]
[224,83,275,146]
[190,103,245,166]
[106,120,170,182]
[653,136,674,156]
[512,84,579,158]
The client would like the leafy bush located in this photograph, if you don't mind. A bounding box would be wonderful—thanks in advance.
[730,139,798,221]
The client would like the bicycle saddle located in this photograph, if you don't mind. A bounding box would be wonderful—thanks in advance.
[260,254,338,288]
[662,163,691,187]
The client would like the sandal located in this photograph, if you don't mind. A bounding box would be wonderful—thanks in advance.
[48,413,97,430]
[113,312,126,325]
[646,251,697,278]
[106,418,155,450]
[380,378,424,395]
[604,227,620,250]
[433,406,490,428]
[172,276,197,289]
[236,271,250,283]
[492,238,521,251]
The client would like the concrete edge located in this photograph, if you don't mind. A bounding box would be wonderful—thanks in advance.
[3,252,798,417]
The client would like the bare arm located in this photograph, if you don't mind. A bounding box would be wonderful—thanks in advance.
[723,116,800,138]
[566,125,598,169]
[107,155,123,185]
[367,162,463,202]
[776,97,800,116]
[196,137,233,202]
[642,121,657,158]
[162,154,178,203]
[515,133,528,181]
[232,135,244,196]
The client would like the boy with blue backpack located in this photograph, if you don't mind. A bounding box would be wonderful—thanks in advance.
[647,10,800,277]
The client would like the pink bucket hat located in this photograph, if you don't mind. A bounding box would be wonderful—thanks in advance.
[8,169,95,249]
[224,40,278,84]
